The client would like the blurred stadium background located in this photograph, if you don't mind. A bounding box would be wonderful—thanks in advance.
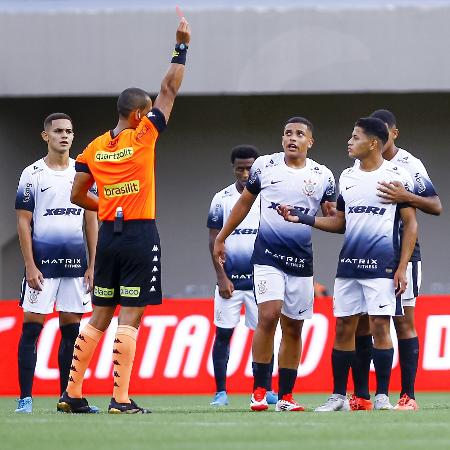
[1,0,449,300]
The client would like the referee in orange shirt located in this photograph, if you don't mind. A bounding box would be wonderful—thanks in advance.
[57,17,191,414]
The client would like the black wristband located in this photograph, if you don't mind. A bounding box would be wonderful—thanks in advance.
[171,44,188,65]
[289,208,315,226]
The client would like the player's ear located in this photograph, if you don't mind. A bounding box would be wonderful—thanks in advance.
[41,130,49,143]
[308,137,314,148]
[392,128,399,140]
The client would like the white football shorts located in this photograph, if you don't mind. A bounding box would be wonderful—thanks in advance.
[401,261,422,307]
[20,277,92,314]
[253,264,314,321]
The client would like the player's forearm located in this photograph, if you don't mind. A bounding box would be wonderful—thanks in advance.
[398,217,418,270]
[208,240,228,281]
[84,210,98,268]
[313,216,346,233]
[17,216,36,268]
[408,194,442,216]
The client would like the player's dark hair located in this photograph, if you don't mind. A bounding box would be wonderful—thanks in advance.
[355,117,389,145]
[44,113,73,130]
[370,109,397,128]
[230,145,260,163]
[285,116,314,134]
[117,87,151,118]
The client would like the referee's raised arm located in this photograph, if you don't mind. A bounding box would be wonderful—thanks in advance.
[154,17,191,123]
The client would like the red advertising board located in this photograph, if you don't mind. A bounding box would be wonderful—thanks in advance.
[0,297,449,395]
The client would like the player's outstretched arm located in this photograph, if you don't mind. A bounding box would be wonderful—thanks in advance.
[213,188,257,267]
[394,206,418,295]
[377,181,442,216]
[71,173,98,211]
[17,209,44,291]
[277,205,345,233]
[83,210,98,293]
[209,228,234,299]
[153,18,191,123]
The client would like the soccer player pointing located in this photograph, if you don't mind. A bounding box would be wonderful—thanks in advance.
[57,17,191,414]
[278,118,417,411]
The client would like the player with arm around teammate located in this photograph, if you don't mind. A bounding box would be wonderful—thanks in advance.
[56,17,191,414]
[208,145,277,407]
[350,109,442,411]
[278,117,418,411]
[14,113,98,413]
[214,117,336,412]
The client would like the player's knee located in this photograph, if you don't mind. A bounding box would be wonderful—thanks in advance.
[370,317,391,344]
[215,326,234,342]
[257,310,279,333]
[355,315,370,336]
[335,317,355,343]
[393,316,416,339]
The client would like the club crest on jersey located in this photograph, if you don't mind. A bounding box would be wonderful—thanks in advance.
[302,179,317,197]
[257,280,268,295]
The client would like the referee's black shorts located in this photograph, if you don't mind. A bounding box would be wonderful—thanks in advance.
[92,220,162,307]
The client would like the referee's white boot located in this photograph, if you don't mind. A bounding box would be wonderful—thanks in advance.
[314,394,350,412]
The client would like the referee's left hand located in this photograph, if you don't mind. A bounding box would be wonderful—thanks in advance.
[84,267,94,293]
[394,268,408,296]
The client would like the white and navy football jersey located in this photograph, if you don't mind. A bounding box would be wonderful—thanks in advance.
[246,153,336,277]
[15,158,91,278]
[355,148,437,262]
[207,183,260,290]
[337,160,414,279]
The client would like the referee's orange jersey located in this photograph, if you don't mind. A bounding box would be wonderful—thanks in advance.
[75,109,166,221]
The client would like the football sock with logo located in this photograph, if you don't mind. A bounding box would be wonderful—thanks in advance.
[332,348,355,396]
[352,335,373,399]
[278,368,298,399]
[67,323,103,398]
[18,322,43,398]
[373,347,394,396]
[252,362,271,390]
[398,337,419,399]
[58,323,80,395]
[266,354,274,391]
[112,325,138,403]
[212,327,234,392]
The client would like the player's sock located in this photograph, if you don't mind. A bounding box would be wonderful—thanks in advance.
[212,327,234,392]
[278,368,298,399]
[112,325,138,404]
[398,337,419,399]
[266,354,274,391]
[58,323,80,395]
[352,335,372,399]
[332,348,355,396]
[373,347,394,396]
[67,323,103,398]
[252,362,271,390]
[18,322,43,398]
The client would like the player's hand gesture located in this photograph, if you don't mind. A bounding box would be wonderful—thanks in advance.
[276,204,300,223]
[218,276,234,299]
[377,181,411,204]
[394,267,408,296]
[84,266,94,293]
[176,17,191,46]
[26,264,44,291]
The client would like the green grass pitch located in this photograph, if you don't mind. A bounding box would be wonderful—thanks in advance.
[1,393,450,450]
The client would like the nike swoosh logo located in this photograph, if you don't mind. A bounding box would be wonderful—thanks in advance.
[379,304,389,308]
[271,180,282,185]
[345,185,356,190]
[82,301,90,306]
[298,308,308,315]
[40,187,51,192]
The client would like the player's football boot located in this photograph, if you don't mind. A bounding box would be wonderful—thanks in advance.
[250,387,269,411]
[314,394,351,412]
[108,398,152,414]
[275,394,305,412]
[349,394,373,411]
[210,391,229,406]
[374,394,394,410]
[266,390,278,405]
[57,391,100,413]
[15,396,32,414]
[394,394,419,411]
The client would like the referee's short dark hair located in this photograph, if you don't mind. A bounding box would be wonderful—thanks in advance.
[370,109,397,128]
[285,116,314,134]
[355,117,389,145]
[44,113,73,130]
[230,145,260,163]
[117,87,151,118]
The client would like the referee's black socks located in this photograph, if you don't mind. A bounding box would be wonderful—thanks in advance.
[373,347,394,396]
[18,322,43,399]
